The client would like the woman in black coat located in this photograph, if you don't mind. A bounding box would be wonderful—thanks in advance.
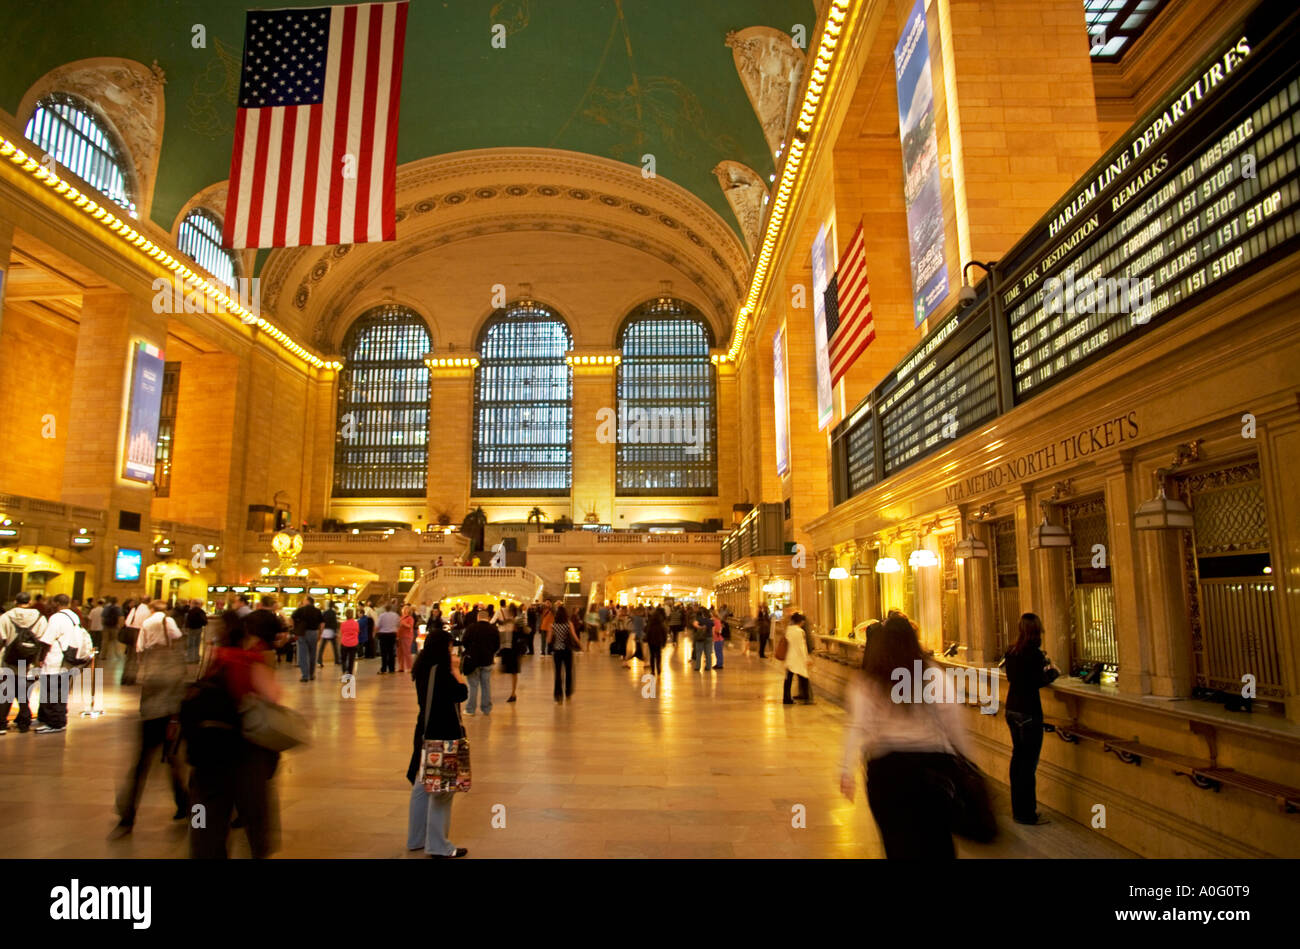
[406,628,470,857]
[1003,613,1060,826]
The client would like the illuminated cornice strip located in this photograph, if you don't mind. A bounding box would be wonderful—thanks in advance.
[0,134,341,371]
[726,0,853,360]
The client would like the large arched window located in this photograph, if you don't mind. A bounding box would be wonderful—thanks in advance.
[473,301,573,495]
[334,305,431,497]
[24,92,136,215]
[617,299,717,496]
[177,208,239,288]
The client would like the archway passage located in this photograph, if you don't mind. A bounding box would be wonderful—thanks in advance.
[602,561,718,607]
[404,566,545,607]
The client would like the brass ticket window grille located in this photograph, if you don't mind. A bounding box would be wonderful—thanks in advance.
[991,516,1020,658]
[1173,461,1283,698]
[1063,495,1118,676]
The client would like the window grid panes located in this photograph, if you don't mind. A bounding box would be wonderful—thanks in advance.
[24,92,136,215]
[334,305,431,497]
[472,303,573,496]
[616,300,717,496]
[1084,0,1167,61]
[178,208,238,288]
[153,363,181,497]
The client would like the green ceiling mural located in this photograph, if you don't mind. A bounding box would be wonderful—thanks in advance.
[1,0,813,244]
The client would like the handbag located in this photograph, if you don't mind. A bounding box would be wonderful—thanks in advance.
[419,666,471,793]
[238,693,310,752]
[926,704,997,843]
[774,636,789,661]
[118,626,138,647]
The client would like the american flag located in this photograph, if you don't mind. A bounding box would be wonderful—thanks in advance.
[223,2,409,250]
[824,222,875,385]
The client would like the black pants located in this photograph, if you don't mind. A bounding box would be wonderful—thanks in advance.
[341,645,358,676]
[1,668,33,731]
[758,632,770,657]
[669,625,681,645]
[189,743,279,859]
[118,716,186,825]
[865,752,956,859]
[1006,711,1045,822]
[363,636,376,659]
[782,670,811,703]
[38,672,69,728]
[552,648,573,699]
[378,633,397,673]
[648,643,663,676]
[317,636,340,665]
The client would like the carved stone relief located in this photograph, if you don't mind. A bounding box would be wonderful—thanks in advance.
[711,161,768,255]
[725,27,806,157]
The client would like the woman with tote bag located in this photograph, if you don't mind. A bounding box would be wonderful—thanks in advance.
[406,628,470,858]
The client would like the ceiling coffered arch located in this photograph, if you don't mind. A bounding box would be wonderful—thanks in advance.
[259,148,750,351]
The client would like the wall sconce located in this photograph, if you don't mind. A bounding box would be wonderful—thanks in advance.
[908,549,939,568]
[1030,502,1072,549]
[874,557,902,574]
[954,533,989,559]
[1134,468,1194,530]
[828,566,849,580]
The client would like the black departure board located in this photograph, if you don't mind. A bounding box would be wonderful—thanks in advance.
[880,326,998,475]
[1000,6,1300,400]
[843,403,876,497]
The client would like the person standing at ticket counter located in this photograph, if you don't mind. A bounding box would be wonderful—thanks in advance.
[1003,613,1060,826]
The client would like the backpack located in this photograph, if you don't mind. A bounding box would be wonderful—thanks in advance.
[3,622,42,666]
[54,612,93,669]
[179,666,241,768]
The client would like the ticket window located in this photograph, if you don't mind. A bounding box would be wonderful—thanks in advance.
[1063,495,1117,678]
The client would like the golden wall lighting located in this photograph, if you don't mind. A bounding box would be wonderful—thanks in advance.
[874,557,902,574]
[908,549,939,569]
[827,566,849,580]
[0,134,341,372]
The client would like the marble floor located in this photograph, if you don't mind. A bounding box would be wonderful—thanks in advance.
[0,639,1135,858]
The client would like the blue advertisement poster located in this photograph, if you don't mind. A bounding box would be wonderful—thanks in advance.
[773,326,791,477]
[114,548,143,582]
[895,0,950,325]
[122,341,165,483]
[811,223,834,429]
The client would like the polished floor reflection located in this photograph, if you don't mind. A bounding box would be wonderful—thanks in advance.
[0,640,1134,858]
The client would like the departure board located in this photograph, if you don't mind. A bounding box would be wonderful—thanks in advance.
[1000,9,1300,400]
[843,403,876,498]
[880,327,998,475]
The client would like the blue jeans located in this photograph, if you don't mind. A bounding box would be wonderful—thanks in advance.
[185,627,202,663]
[406,783,456,855]
[297,631,317,680]
[714,640,724,667]
[466,665,492,713]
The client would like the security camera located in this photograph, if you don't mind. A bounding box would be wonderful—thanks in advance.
[957,282,977,308]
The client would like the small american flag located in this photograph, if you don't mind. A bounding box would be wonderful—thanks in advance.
[223,1,409,249]
[825,221,875,386]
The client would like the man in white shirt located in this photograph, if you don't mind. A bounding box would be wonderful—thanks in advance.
[36,594,93,733]
[1,592,48,733]
[88,599,105,654]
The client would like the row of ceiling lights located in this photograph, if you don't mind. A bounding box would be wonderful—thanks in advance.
[0,134,340,372]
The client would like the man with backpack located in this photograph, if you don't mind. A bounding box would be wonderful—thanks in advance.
[0,592,48,734]
[35,594,94,733]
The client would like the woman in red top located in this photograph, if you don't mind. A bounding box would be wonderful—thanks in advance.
[339,609,360,679]
[397,605,416,674]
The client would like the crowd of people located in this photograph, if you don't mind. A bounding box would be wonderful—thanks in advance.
[1,583,1056,860]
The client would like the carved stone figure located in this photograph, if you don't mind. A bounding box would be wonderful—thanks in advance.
[725,27,807,156]
[712,161,768,256]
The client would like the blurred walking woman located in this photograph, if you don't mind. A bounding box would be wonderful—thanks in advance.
[781,612,813,704]
[645,607,667,677]
[548,606,578,702]
[1003,613,1059,825]
[839,612,972,858]
[407,628,470,858]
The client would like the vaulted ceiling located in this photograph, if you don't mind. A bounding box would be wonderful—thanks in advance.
[1,0,813,243]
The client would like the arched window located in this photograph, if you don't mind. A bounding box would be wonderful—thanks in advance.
[177,208,239,288]
[334,305,431,497]
[617,299,717,496]
[473,301,573,495]
[24,92,136,215]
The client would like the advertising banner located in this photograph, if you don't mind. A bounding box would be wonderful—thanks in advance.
[773,326,791,476]
[811,222,834,429]
[122,341,165,483]
[895,0,949,325]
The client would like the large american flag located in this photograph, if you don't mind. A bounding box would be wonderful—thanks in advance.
[223,2,409,249]
[824,221,875,385]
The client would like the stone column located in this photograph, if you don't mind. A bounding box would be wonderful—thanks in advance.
[1029,490,1072,674]
[426,358,474,526]
[0,218,13,333]
[1140,525,1194,698]
[715,356,739,517]
[62,289,165,600]
[1104,461,1151,696]
[569,353,616,525]
[962,512,996,666]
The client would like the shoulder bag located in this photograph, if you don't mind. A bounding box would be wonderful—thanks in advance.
[774,634,789,661]
[238,689,310,752]
[419,667,472,793]
[927,703,997,843]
